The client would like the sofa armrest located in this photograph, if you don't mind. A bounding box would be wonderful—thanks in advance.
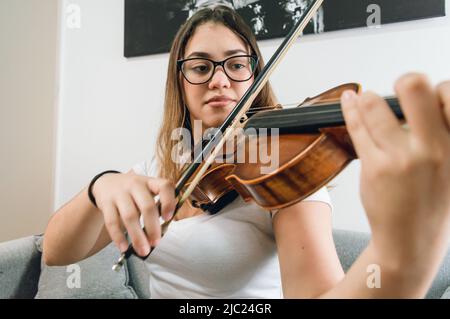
[0,235,42,298]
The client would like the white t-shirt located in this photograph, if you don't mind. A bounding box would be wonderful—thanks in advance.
[132,159,332,298]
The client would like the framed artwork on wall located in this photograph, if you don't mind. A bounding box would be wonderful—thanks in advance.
[124,0,446,57]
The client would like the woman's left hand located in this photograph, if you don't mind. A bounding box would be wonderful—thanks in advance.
[341,73,450,271]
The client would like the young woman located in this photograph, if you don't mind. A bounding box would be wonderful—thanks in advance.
[43,5,450,298]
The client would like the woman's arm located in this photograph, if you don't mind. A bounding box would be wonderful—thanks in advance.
[273,201,344,298]
[43,169,177,266]
[42,185,112,266]
[274,200,439,298]
[324,74,450,298]
[273,200,434,298]
[317,240,439,298]
[275,74,450,299]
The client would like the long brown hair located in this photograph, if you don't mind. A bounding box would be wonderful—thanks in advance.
[156,5,278,181]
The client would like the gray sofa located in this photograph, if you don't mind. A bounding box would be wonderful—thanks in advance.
[1,230,449,299]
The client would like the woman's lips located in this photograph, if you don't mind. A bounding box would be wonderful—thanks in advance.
[205,97,235,108]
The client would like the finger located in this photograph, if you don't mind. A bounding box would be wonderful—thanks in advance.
[437,80,450,131]
[131,185,161,246]
[103,203,129,253]
[341,90,380,161]
[394,73,446,141]
[356,91,405,150]
[115,194,150,257]
[147,178,177,221]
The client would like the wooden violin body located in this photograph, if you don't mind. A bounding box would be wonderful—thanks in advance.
[186,83,363,213]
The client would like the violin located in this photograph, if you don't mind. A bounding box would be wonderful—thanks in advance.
[112,0,403,270]
[186,83,404,214]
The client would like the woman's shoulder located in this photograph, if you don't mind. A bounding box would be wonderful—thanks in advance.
[271,186,333,217]
[132,156,159,177]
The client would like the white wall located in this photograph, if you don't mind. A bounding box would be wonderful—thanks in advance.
[56,0,450,233]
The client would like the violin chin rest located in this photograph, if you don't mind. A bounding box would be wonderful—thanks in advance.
[200,190,239,215]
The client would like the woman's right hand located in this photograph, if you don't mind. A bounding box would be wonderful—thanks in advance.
[91,172,177,257]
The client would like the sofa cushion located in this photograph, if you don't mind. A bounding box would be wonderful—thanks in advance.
[126,255,150,299]
[441,286,450,299]
[34,236,138,299]
[333,229,370,272]
[427,249,450,299]
[0,235,42,298]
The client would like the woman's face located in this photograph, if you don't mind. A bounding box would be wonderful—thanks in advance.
[181,22,255,134]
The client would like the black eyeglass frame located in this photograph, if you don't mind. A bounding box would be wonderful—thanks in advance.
[177,54,259,85]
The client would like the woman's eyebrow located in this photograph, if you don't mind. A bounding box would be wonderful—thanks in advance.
[185,49,248,59]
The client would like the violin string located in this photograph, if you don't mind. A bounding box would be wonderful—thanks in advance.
[259,108,341,119]
[245,102,303,116]
[248,97,399,118]
[245,102,324,116]
[266,99,398,118]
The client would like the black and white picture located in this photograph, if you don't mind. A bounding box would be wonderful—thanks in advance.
[124,0,446,57]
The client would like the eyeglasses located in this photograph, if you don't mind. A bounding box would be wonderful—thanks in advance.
[177,55,258,85]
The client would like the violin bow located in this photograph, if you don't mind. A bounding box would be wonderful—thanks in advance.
[112,0,326,271]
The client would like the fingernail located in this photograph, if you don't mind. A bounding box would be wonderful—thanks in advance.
[119,242,129,253]
[151,239,160,247]
[139,245,150,256]
[165,211,174,221]
[342,90,356,102]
